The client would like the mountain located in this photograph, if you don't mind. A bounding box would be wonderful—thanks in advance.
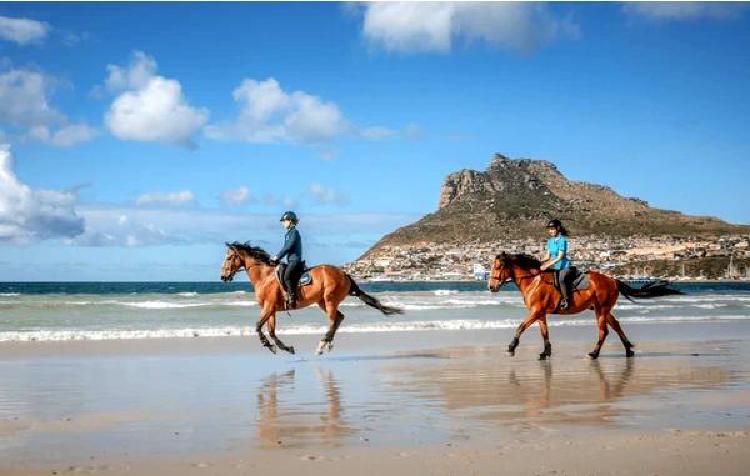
[360,153,747,257]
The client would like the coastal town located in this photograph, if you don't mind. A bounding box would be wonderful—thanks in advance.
[345,234,750,281]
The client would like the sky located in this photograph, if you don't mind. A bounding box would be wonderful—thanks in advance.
[0,1,748,281]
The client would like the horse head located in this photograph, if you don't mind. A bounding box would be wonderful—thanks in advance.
[221,243,244,282]
[488,252,513,292]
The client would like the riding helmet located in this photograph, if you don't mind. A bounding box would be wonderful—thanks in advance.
[280,211,298,223]
[546,218,562,229]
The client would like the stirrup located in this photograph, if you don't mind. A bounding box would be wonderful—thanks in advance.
[559,298,569,309]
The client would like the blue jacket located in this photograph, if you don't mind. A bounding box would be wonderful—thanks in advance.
[277,226,302,263]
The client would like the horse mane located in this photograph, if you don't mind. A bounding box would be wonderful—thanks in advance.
[495,253,541,270]
[227,241,273,265]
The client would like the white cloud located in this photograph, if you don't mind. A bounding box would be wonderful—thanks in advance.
[623,2,747,21]
[360,2,578,54]
[0,144,84,243]
[135,190,195,207]
[28,124,98,147]
[206,78,349,144]
[220,186,251,206]
[0,15,49,45]
[308,184,349,206]
[104,51,157,91]
[104,51,208,148]
[0,68,96,146]
[0,69,63,128]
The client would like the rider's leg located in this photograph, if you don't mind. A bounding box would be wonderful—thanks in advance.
[283,260,301,309]
[558,268,571,309]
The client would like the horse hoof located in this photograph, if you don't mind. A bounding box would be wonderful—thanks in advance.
[625,349,635,357]
[287,346,296,355]
[315,341,331,355]
[588,351,599,359]
[539,353,547,361]
[267,345,277,355]
[508,350,516,357]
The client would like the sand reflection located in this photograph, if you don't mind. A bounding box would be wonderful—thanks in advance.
[383,346,733,427]
[254,368,355,448]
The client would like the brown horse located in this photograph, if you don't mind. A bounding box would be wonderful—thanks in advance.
[220,242,402,355]
[488,252,637,360]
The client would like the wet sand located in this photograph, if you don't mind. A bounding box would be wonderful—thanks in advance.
[1,321,749,475]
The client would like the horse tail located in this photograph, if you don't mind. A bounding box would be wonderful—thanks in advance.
[615,279,638,302]
[346,274,404,316]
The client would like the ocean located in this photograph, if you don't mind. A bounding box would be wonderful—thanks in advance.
[1,281,749,342]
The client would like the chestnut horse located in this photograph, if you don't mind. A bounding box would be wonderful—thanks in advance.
[488,252,637,360]
[220,242,402,355]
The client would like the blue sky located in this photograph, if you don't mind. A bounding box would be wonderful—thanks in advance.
[0,2,748,280]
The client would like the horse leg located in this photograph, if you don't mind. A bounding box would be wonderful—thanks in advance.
[508,311,541,356]
[538,316,552,360]
[316,300,344,355]
[255,306,276,354]
[607,313,635,357]
[589,311,609,359]
[267,314,295,355]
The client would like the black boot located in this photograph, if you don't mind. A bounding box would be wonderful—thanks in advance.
[286,291,297,310]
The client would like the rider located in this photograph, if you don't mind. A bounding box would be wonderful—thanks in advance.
[540,219,571,310]
[271,211,304,310]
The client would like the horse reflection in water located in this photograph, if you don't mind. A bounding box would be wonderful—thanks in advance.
[254,368,355,448]
[505,360,635,423]
[384,350,730,428]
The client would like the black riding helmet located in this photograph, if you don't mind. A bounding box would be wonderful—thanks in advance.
[546,218,562,229]
[280,210,298,224]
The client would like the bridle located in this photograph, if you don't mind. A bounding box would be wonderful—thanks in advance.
[491,261,540,288]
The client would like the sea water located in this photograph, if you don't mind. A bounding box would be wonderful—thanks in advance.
[0,281,748,341]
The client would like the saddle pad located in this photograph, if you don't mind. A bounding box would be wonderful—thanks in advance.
[571,271,590,291]
[275,265,313,287]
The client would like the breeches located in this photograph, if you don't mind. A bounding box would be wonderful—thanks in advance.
[282,260,303,293]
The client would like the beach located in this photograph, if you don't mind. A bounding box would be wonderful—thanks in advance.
[1,318,749,475]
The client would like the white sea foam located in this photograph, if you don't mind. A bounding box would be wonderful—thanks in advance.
[3,314,748,342]
[0,293,20,296]
[434,290,459,296]
[177,292,199,297]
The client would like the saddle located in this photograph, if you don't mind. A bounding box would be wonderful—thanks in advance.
[540,267,591,293]
[275,263,313,291]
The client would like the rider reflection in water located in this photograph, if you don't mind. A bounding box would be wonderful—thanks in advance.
[540,219,571,309]
[271,211,303,310]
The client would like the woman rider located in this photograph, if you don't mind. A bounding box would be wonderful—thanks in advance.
[271,211,303,310]
[540,219,571,309]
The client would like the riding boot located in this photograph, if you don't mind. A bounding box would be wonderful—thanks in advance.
[286,291,297,310]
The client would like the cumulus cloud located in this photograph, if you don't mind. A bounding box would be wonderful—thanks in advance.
[0,68,96,146]
[0,69,63,128]
[135,190,195,207]
[220,186,252,206]
[0,144,85,243]
[0,15,49,45]
[104,51,208,148]
[623,2,747,21]
[359,2,578,54]
[308,184,349,206]
[205,78,349,144]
